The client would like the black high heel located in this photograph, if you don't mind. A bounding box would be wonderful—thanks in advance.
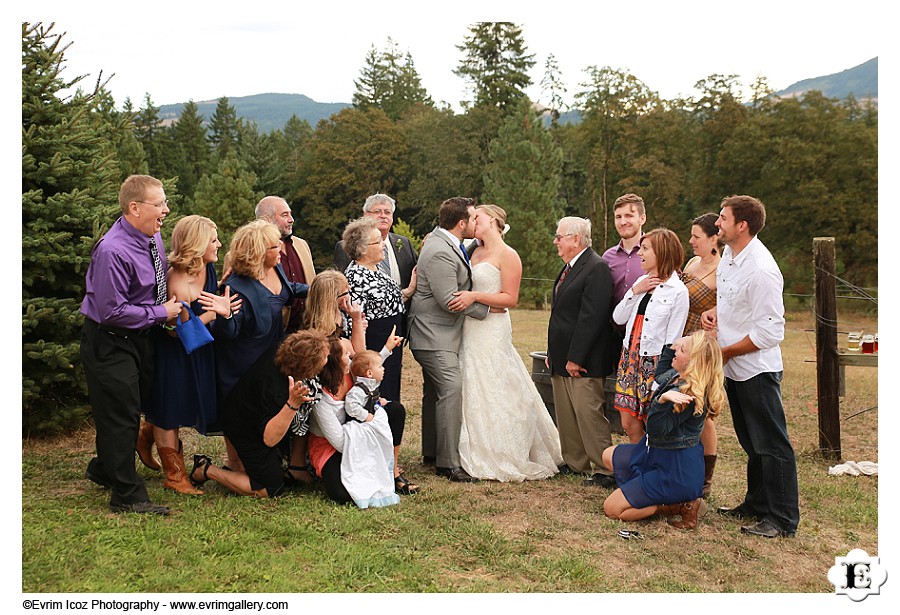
[189,454,213,488]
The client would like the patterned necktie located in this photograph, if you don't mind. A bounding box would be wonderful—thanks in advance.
[555,263,571,295]
[150,238,167,305]
[377,242,391,277]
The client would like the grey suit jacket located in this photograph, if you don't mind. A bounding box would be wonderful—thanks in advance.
[407,227,489,352]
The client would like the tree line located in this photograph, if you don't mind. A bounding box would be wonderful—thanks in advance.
[22,21,877,435]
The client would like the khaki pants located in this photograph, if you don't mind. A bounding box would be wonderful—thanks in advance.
[551,374,613,475]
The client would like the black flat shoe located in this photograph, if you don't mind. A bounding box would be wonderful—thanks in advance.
[422,456,436,467]
[110,501,169,515]
[740,520,795,538]
[189,454,213,488]
[582,473,617,488]
[436,466,480,483]
[85,458,112,489]
[717,504,759,519]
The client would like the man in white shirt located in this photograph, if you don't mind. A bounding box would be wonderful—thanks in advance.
[701,195,799,538]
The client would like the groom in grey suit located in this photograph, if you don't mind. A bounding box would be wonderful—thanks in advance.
[408,197,489,482]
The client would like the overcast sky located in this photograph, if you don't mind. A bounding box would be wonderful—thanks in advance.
[24,0,882,111]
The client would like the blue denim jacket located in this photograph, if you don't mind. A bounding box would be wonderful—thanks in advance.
[645,368,706,450]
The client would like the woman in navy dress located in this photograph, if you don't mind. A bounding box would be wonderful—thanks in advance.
[207,219,309,475]
[145,215,240,494]
[601,331,726,529]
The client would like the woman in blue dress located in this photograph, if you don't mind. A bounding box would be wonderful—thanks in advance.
[145,215,241,495]
[601,331,727,529]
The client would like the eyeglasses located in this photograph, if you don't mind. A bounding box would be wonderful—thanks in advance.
[137,199,169,208]
[368,208,393,216]
[554,233,575,241]
[368,240,383,246]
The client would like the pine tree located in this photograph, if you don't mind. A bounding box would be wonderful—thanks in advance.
[482,98,564,306]
[192,150,262,242]
[134,93,168,176]
[454,22,535,112]
[22,22,122,434]
[539,53,568,125]
[208,96,242,161]
[171,100,211,201]
[352,39,432,121]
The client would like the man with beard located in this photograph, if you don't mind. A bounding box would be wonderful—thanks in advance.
[602,193,648,306]
[255,196,317,332]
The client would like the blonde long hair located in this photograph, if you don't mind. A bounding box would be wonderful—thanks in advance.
[675,331,727,419]
[168,215,217,276]
[302,269,348,336]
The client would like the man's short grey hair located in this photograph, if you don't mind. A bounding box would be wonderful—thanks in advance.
[558,216,592,247]
[363,193,396,213]
[255,196,287,221]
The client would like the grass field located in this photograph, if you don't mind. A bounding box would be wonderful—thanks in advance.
[21,308,879,595]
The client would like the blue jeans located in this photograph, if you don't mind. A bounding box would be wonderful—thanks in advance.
[726,372,800,533]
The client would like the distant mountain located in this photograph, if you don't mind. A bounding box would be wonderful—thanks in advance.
[775,57,877,101]
[158,93,351,132]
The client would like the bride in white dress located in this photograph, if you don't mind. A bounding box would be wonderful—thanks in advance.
[447,204,563,482]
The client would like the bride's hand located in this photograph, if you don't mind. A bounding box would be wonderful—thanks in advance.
[448,290,474,311]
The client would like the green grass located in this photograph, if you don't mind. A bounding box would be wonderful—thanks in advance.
[22,309,878,593]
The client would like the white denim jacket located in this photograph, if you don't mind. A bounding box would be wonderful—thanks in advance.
[613,271,690,356]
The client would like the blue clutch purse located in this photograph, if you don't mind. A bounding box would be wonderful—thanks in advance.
[175,301,214,354]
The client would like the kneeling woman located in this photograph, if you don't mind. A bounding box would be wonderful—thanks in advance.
[189,330,328,497]
[601,331,726,529]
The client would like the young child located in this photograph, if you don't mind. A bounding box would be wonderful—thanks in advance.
[345,350,385,423]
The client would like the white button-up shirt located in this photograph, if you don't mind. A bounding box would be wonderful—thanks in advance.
[613,271,689,356]
[716,236,785,381]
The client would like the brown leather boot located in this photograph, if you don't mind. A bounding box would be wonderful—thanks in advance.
[702,455,717,497]
[670,498,707,529]
[656,503,682,518]
[159,442,203,495]
[136,421,161,471]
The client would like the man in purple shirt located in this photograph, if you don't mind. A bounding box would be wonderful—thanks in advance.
[80,175,181,515]
[601,193,647,306]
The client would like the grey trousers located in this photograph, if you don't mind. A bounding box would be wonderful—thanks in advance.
[412,348,463,468]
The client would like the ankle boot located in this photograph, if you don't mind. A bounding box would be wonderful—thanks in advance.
[670,498,706,529]
[159,442,203,495]
[702,455,717,497]
[656,502,683,518]
[136,421,161,471]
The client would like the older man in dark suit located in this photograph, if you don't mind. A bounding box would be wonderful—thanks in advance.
[547,216,617,488]
[333,193,417,289]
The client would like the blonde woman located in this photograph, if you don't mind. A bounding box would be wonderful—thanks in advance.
[144,215,240,494]
[448,204,564,482]
[601,331,726,529]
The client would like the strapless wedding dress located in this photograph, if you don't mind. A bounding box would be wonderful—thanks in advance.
[458,262,563,481]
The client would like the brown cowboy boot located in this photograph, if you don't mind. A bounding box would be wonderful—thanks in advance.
[136,421,161,471]
[159,442,203,495]
[702,455,717,497]
[670,498,708,529]
[656,502,682,518]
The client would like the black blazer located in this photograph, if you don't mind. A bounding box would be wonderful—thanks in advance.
[333,231,418,290]
[547,248,616,378]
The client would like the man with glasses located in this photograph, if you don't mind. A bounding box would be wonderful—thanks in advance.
[547,217,617,488]
[333,194,418,292]
[80,175,182,515]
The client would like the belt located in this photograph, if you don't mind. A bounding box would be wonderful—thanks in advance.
[86,318,154,338]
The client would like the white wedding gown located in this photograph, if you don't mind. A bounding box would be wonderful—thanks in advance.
[458,262,563,481]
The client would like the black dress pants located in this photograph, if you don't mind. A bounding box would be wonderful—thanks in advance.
[81,320,156,506]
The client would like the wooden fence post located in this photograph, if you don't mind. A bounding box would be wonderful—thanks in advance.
[814,237,841,459]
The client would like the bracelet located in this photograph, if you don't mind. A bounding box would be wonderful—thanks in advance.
[286,401,300,411]
[223,308,233,320]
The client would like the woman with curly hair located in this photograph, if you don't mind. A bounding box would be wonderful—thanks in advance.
[601,331,727,529]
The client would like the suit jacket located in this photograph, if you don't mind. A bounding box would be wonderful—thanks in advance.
[407,227,488,352]
[333,232,418,289]
[547,248,616,378]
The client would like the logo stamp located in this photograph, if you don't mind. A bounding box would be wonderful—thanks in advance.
[827,549,887,601]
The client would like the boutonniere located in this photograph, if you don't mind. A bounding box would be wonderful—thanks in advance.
[395,238,403,252]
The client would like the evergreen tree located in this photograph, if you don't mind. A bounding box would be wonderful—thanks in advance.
[134,93,168,176]
[277,114,314,203]
[482,98,564,306]
[208,96,241,160]
[171,100,211,201]
[94,89,147,178]
[539,53,568,125]
[352,39,433,121]
[454,22,535,112]
[22,22,121,434]
[192,150,262,241]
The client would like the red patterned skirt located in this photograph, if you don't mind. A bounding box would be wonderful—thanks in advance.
[614,313,659,420]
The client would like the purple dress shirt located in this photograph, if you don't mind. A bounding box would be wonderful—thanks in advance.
[80,217,169,329]
[602,241,643,307]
